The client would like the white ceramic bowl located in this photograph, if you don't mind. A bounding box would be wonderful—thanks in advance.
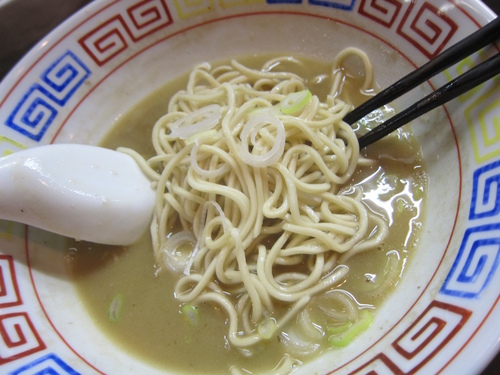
[0,1,499,374]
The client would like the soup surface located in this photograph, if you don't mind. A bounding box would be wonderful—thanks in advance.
[66,54,427,374]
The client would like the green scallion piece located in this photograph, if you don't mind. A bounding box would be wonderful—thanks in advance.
[108,294,123,322]
[280,90,312,115]
[258,318,277,340]
[328,309,373,348]
[182,304,200,325]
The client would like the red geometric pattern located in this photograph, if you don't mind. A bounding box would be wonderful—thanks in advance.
[396,2,458,59]
[348,301,471,374]
[358,0,403,28]
[358,0,458,59]
[0,255,22,308]
[391,300,471,372]
[126,0,173,40]
[79,16,130,66]
[79,0,173,66]
[0,312,46,365]
[0,255,45,367]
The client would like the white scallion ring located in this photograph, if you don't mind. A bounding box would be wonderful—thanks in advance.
[170,104,222,139]
[239,113,285,167]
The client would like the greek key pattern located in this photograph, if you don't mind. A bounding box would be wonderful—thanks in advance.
[266,0,355,8]
[0,255,43,366]
[0,254,81,373]
[173,0,214,19]
[440,225,500,299]
[465,86,500,164]
[0,257,80,373]
[79,0,173,66]
[9,353,81,375]
[0,256,22,308]
[358,0,403,27]
[439,156,500,299]
[397,2,457,59]
[264,1,459,59]
[442,50,491,103]
[308,0,356,10]
[469,160,500,220]
[4,51,90,142]
[0,313,45,365]
[359,0,458,59]
[349,301,471,374]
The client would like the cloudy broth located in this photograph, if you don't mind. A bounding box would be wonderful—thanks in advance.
[66,54,427,374]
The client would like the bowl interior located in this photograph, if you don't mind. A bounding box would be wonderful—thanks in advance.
[0,1,499,374]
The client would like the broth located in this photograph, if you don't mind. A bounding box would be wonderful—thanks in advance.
[66,54,427,374]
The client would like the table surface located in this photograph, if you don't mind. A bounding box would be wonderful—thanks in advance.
[0,0,499,374]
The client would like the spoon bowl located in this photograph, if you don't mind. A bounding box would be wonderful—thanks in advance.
[0,144,155,245]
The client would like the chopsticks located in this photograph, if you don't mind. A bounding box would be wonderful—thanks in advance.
[342,17,500,149]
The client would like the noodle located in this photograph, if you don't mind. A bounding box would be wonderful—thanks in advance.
[120,48,390,369]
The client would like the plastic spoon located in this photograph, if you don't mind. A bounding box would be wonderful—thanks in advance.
[0,144,156,245]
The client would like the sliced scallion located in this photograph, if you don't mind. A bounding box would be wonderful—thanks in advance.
[108,294,123,322]
[328,309,373,348]
[258,318,277,340]
[182,304,200,325]
[170,104,221,139]
[280,90,312,115]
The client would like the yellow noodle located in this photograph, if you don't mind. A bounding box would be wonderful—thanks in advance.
[123,51,389,358]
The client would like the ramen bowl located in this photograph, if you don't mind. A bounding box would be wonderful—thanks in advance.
[0,0,499,374]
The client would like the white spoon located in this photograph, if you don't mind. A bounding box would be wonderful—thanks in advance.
[0,144,156,245]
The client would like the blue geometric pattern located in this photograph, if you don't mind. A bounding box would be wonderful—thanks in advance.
[9,353,81,375]
[440,224,500,298]
[469,159,500,220]
[40,52,91,105]
[5,51,90,141]
[308,0,356,10]
[5,85,58,141]
[266,0,356,8]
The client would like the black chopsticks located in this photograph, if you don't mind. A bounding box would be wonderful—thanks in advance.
[343,17,500,149]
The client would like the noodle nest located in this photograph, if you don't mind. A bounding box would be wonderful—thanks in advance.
[121,50,389,357]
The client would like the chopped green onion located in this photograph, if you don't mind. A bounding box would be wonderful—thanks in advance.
[108,294,123,322]
[280,90,312,115]
[258,318,277,340]
[182,304,200,325]
[328,309,373,348]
